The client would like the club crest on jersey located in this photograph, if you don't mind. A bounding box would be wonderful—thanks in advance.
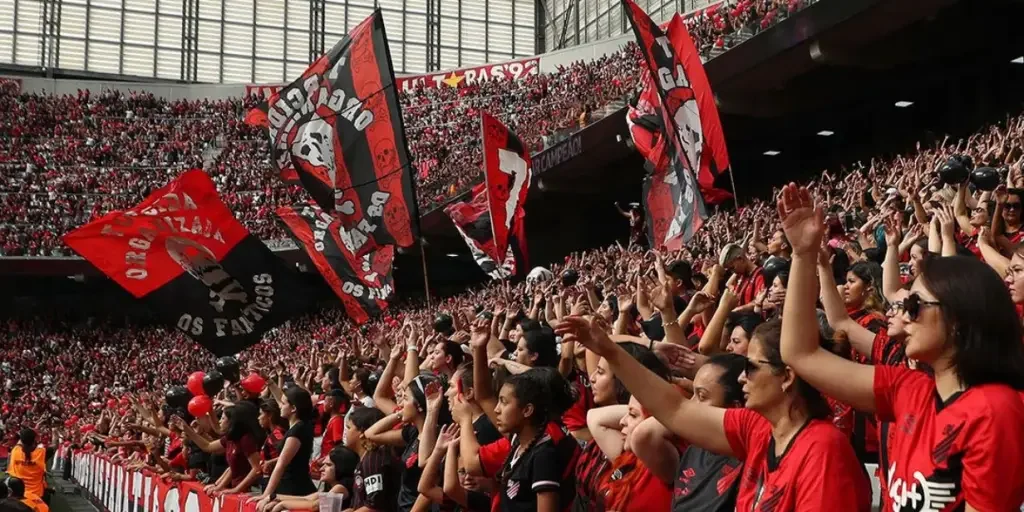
[506,480,520,499]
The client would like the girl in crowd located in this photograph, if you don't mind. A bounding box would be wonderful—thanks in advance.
[365,371,446,512]
[173,402,264,496]
[258,398,287,478]
[573,342,670,512]
[261,445,360,512]
[493,370,574,512]
[255,386,317,506]
[776,183,1024,511]
[556,309,871,510]
[346,407,401,512]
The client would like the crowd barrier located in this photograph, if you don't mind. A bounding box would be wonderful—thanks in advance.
[67,450,261,512]
[58,447,885,512]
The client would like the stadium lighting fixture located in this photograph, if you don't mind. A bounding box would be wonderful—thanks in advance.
[446,253,460,258]
[1012,56,1024,64]
[894,101,914,108]
[817,130,834,137]
[763,150,781,156]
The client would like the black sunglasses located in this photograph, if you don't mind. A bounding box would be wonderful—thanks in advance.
[903,293,941,321]
[1005,202,1023,211]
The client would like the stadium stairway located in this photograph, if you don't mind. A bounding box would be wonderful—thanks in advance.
[47,468,99,512]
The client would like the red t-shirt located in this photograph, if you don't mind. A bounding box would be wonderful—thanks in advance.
[723,409,871,511]
[562,370,594,432]
[221,433,260,488]
[735,268,766,307]
[873,366,1024,510]
[321,415,344,456]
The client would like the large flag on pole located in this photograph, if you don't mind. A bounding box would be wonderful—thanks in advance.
[480,112,531,267]
[63,170,311,356]
[246,11,419,257]
[444,183,520,280]
[622,0,709,250]
[276,203,394,324]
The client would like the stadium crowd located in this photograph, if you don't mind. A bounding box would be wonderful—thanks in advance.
[0,0,813,258]
[4,105,1024,512]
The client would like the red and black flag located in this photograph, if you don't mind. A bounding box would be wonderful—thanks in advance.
[276,203,394,324]
[444,183,520,280]
[62,170,311,357]
[247,11,419,257]
[622,0,709,251]
[481,112,531,268]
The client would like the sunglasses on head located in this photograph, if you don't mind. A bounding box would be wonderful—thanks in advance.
[744,358,775,376]
[902,293,941,321]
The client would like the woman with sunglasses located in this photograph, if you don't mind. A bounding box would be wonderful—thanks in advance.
[777,183,1024,511]
[555,312,871,511]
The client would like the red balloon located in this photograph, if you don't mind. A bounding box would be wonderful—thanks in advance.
[106,398,117,409]
[120,396,131,407]
[239,373,266,394]
[187,395,213,417]
[187,371,207,397]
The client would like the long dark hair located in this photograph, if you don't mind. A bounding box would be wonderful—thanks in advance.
[615,343,670,404]
[706,354,747,407]
[348,407,386,433]
[753,319,832,420]
[326,445,359,490]
[920,256,1024,389]
[284,386,315,422]
[259,398,288,430]
[522,328,559,368]
[18,429,37,454]
[848,261,885,312]
[226,401,267,445]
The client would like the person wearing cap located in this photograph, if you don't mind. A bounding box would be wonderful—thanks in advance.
[719,243,766,312]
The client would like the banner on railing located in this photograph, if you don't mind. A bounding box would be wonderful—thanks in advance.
[71,452,256,512]
[395,57,540,92]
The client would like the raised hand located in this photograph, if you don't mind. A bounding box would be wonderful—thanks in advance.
[554,316,616,358]
[434,423,461,455]
[425,381,443,411]
[653,342,705,378]
[469,318,490,349]
[777,183,825,256]
[685,291,714,315]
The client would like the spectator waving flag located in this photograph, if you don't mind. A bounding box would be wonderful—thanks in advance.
[444,183,519,281]
[246,10,419,258]
[622,0,709,250]
[62,170,311,357]
[481,111,531,267]
[276,203,394,324]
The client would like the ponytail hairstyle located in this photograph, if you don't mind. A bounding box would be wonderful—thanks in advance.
[284,386,315,422]
[18,428,37,454]
[615,343,670,404]
[752,319,831,420]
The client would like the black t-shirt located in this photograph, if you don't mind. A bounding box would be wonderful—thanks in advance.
[397,424,422,512]
[352,448,401,512]
[185,440,208,470]
[498,434,563,512]
[671,445,741,512]
[473,414,502,445]
[277,420,316,496]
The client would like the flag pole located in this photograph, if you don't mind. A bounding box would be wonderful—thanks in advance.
[420,240,432,308]
[727,167,740,207]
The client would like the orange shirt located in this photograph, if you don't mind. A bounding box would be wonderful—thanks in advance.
[8,445,47,498]
[20,494,49,512]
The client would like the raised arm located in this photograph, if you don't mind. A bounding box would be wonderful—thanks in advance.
[555,317,733,457]
[373,343,404,415]
[697,288,738,355]
[170,416,224,454]
[816,250,877,357]
[587,405,628,460]
[776,184,877,414]
[469,319,499,426]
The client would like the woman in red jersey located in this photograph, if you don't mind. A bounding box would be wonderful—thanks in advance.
[776,183,1024,512]
[555,314,871,511]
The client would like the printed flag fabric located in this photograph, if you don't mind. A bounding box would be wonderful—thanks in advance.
[622,0,709,250]
[626,12,732,204]
[276,203,394,324]
[444,183,519,280]
[246,10,419,257]
[62,170,311,357]
[480,111,531,266]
